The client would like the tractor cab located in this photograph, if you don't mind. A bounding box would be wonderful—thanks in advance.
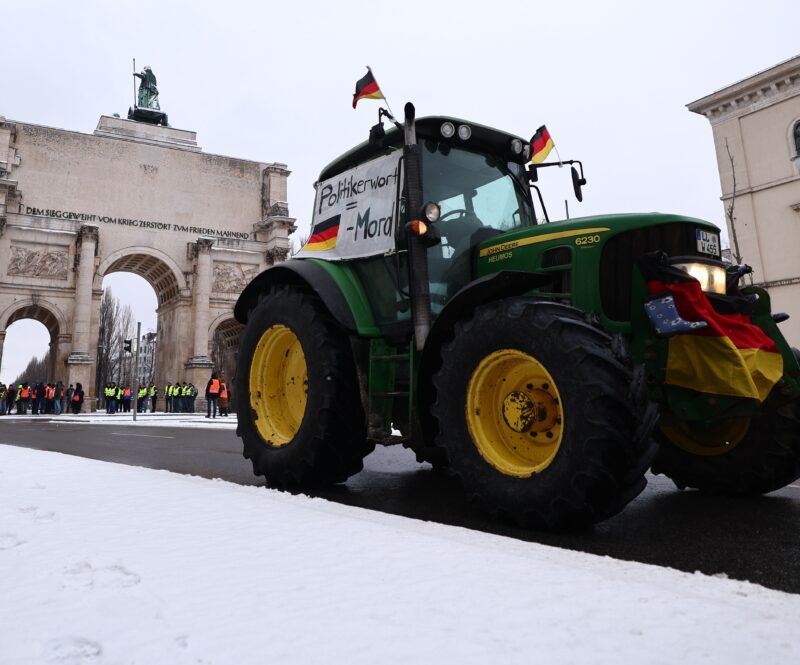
[302,115,539,332]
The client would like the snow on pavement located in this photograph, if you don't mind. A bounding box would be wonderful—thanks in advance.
[1,444,798,665]
[0,411,238,429]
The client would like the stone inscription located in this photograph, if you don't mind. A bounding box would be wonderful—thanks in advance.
[213,262,257,293]
[8,245,69,279]
[24,206,250,240]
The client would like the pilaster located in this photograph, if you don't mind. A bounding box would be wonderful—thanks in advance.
[185,237,215,371]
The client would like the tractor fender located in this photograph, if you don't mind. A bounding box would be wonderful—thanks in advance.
[234,259,358,332]
[417,270,552,446]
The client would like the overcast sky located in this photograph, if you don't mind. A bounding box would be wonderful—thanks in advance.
[1,0,798,384]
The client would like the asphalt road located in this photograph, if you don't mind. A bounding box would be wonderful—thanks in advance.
[2,417,799,595]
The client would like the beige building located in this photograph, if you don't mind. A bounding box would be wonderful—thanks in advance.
[0,115,295,405]
[689,54,800,345]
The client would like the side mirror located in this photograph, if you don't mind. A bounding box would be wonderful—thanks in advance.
[571,166,586,202]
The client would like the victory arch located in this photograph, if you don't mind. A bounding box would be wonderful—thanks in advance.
[0,114,296,405]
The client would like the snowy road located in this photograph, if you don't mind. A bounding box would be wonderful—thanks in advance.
[1,443,799,665]
[2,414,800,595]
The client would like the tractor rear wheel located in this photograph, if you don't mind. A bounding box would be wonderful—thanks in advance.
[430,298,657,530]
[235,285,373,488]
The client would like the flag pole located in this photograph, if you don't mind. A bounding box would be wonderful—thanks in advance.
[553,138,563,166]
[366,65,396,121]
[132,57,136,108]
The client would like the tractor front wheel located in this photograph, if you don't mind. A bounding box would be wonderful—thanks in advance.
[235,285,373,488]
[430,298,657,530]
[652,405,800,494]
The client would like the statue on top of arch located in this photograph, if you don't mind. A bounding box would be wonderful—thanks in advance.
[134,66,160,110]
[128,63,169,127]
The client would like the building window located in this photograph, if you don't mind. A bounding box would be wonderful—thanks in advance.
[795,120,800,157]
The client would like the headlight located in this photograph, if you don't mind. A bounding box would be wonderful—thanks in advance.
[440,122,455,139]
[673,261,726,294]
[457,124,472,140]
[423,202,441,223]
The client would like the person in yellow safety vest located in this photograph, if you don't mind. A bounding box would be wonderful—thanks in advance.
[173,383,182,413]
[164,382,172,413]
[116,384,123,414]
[184,382,190,412]
[149,383,158,413]
[109,382,118,414]
[137,385,148,413]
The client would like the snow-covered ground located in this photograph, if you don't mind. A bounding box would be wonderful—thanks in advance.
[0,411,237,429]
[1,445,799,665]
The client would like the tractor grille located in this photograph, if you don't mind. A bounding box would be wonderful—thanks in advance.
[541,246,572,294]
[599,223,703,321]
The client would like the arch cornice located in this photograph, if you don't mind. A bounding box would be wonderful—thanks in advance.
[95,246,188,291]
[0,297,69,336]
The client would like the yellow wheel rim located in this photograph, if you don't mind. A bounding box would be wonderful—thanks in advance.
[466,349,564,477]
[659,412,751,457]
[249,324,308,447]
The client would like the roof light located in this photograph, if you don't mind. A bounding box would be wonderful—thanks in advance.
[510,138,524,155]
[457,124,472,140]
[440,122,455,139]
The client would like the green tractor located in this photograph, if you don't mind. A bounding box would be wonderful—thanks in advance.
[233,103,800,529]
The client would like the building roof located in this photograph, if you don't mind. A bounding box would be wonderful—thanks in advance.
[688,54,800,120]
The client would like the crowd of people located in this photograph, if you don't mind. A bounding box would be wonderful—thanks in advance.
[0,381,84,415]
[0,375,232,416]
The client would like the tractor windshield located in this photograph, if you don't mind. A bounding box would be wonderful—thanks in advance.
[421,142,534,309]
[421,141,534,234]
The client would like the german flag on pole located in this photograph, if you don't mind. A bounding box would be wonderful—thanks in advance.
[642,260,783,402]
[304,215,340,252]
[352,69,384,109]
[530,125,554,164]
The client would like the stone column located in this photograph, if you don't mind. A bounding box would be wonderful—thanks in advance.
[66,225,98,406]
[190,237,214,364]
[185,238,215,406]
[0,330,5,378]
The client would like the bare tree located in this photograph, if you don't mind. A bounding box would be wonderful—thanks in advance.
[291,234,309,256]
[10,350,52,387]
[725,138,743,265]
[724,138,753,285]
[95,288,135,391]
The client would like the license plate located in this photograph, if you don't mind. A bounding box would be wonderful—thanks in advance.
[696,229,720,256]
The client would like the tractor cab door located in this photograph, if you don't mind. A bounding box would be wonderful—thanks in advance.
[420,140,535,312]
[349,141,534,336]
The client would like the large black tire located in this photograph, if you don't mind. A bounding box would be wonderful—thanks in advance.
[430,298,657,530]
[651,350,800,494]
[235,285,373,488]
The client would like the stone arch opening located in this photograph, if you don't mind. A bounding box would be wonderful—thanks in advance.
[0,299,69,384]
[96,247,186,306]
[210,315,243,406]
[95,248,189,396]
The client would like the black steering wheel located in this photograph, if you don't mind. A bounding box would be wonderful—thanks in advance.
[437,209,469,224]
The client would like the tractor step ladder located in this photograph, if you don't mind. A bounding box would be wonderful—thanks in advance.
[368,339,413,436]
